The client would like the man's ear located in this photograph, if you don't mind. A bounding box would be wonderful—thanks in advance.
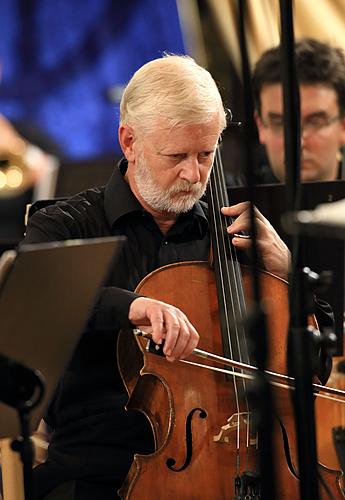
[118,124,136,162]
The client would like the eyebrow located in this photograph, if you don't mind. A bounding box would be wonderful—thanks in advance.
[266,111,330,120]
[267,110,329,120]
[303,111,329,119]
[266,112,283,119]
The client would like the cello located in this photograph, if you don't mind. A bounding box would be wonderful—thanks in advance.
[117,148,344,499]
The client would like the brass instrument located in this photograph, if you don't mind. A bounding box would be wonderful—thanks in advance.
[0,138,45,198]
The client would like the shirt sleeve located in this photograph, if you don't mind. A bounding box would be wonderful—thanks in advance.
[89,286,141,331]
[24,209,77,242]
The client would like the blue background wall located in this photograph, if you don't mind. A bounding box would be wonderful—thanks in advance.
[0,0,186,159]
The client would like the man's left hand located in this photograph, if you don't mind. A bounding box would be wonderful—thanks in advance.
[221,202,291,280]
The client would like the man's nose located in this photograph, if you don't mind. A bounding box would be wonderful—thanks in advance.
[180,157,201,183]
[300,130,308,149]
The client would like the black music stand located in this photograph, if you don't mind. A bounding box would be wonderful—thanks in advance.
[229,180,345,355]
[0,237,125,500]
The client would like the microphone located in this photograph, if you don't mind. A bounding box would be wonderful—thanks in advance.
[0,354,45,410]
[282,198,345,239]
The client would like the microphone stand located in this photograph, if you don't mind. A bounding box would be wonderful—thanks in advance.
[236,1,277,498]
[0,354,45,500]
[279,2,320,498]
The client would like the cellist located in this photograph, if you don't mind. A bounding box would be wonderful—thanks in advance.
[25,54,303,500]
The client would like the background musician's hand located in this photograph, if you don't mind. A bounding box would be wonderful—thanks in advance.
[128,297,199,362]
[222,202,291,280]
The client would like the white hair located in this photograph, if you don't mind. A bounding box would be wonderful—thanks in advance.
[120,54,227,133]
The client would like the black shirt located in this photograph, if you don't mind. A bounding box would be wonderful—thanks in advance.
[23,159,210,486]
[24,159,332,494]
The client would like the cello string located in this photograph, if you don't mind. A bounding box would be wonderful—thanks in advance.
[210,148,241,460]
[215,148,260,467]
[213,152,253,465]
[212,152,251,384]
[208,150,246,463]
[208,153,243,457]
[214,148,251,367]
[212,150,249,363]
[210,147,253,461]
[211,151,247,361]
[213,147,254,464]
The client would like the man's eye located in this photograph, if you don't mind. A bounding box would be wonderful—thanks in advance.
[170,153,185,159]
[306,117,325,128]
[199,152,212,158]
[270,118,284,128]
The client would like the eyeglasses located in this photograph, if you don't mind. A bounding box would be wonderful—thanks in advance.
[261,113,341,136]
[226,108,243,128]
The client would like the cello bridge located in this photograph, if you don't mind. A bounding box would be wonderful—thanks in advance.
[213,412,257,446]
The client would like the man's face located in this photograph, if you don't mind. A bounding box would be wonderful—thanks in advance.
[255,83,345,182]
[127,117,221,215]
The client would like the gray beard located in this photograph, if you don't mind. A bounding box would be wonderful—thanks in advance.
[134,155,208,214]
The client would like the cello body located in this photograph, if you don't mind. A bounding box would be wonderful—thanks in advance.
[118,261,344,499]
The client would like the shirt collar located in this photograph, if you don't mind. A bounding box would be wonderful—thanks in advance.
[104,157,209,237]
[104,158,143,227]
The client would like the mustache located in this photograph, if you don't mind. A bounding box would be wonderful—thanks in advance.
[168,180,206,195]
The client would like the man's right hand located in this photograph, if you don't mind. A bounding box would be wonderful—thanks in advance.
[128,297,199,362]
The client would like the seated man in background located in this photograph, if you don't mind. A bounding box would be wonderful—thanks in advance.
[252,37,345,184]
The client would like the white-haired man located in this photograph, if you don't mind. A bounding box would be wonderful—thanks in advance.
[24,55,291,500]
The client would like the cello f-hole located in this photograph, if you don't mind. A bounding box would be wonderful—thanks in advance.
[166,408,207,472]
